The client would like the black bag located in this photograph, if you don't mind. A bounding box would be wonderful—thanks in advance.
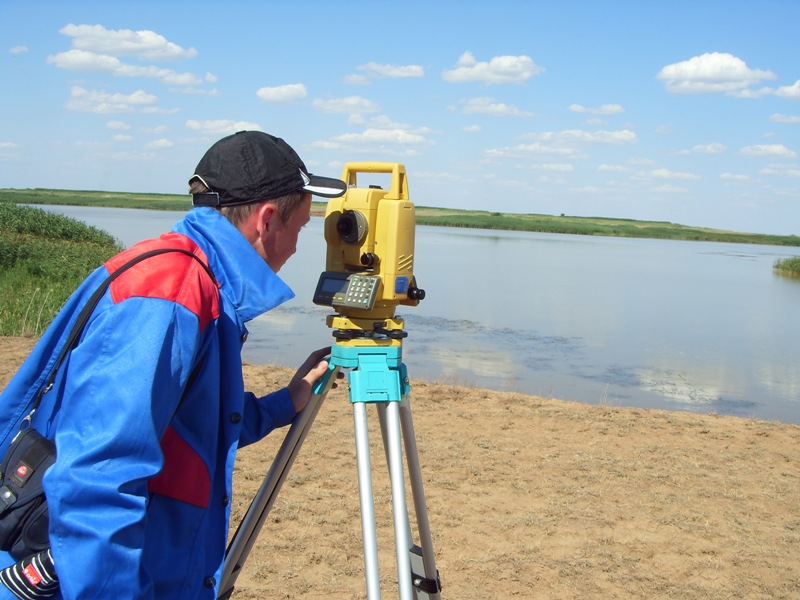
[0,429,55,561]
[0,247,217,564]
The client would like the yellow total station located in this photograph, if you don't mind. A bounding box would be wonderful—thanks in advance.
[313,162,424,339]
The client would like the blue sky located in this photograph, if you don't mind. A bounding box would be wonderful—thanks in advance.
[1,0,798,235]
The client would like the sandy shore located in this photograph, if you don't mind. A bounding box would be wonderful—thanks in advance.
[2,336,799,599]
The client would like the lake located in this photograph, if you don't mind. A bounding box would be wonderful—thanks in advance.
[33,205,800,424]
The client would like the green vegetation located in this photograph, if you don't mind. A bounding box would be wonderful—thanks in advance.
[774,257,800,277]
[1,187,193,211]
[0,202,122,336]
[412,207,800,246]
[3,187,796,247]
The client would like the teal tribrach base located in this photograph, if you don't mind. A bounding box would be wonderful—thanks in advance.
[330,344,410,403]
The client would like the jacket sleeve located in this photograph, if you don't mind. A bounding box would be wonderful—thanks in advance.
[237,388,296,448]
[43,296,203,600]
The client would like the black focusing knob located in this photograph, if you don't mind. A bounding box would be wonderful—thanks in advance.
[408,286,426,301]
[361,253,378,266]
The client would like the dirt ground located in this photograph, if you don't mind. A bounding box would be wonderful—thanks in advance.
[2,336,799,599]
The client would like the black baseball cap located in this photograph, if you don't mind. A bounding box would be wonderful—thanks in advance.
[190,130,346,207]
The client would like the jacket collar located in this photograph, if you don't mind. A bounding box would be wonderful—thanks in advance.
[172,207,295,322]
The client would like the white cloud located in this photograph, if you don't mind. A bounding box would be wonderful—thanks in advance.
[311,96,380,115]
[740,144,797,158]
[175,86,220,96]
[47,24,214,91]
[311,118,434,155]
[536,163,575,172]
[770,113,800,124]
[653,184,689,193]
[342,74,369,85]
[66,86,159,114]
[48,49,120,71]
[443,51,544,84]
[10,45,28,55]
[459,97,533,117]
[0,142,20,148]
[732,87,775,99]
[144,138,173,149]
[760,163,800,178]
[569,103,624,115]
[185,120,263,136]
[650,168,700,180]
[357,115,432,135]
[721,172,751,181]
[521,129,638,145]
[113,134,132,141]
[775,80,800,100]
[353,62,424,80]
[572,185,602,194]
[256,83,308,104]
[58,23,196,60]
[598,164,631,173]
[487,128,636,159]
[486,143,581,158]
[47,49,203,86]
[106,120,131,130]
[657,52,776,95]
[462,125,482,133]
[334,128,431,145]
[688,142,727,154]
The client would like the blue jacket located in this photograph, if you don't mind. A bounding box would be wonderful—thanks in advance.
[0,207,297,598]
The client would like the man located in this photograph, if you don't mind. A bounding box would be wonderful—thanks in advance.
[0,131,346,599]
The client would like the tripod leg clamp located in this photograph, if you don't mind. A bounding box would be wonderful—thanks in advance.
[410,545,442,596]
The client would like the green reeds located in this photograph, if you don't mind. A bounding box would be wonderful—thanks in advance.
[0,202,122,336]
[774,257,800,277]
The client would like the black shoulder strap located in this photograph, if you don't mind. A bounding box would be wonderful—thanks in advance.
[23,248,218,427]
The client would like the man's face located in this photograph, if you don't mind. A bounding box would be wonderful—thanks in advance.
[264,194,312,273]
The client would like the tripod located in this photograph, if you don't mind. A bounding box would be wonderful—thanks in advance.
[219,337,442,600]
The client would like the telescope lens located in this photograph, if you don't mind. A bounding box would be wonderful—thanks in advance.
[336,215,354,238]
[336,210,367,244]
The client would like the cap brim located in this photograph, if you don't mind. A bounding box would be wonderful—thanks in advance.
[303,174,347,198]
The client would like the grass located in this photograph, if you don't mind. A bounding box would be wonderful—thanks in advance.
[2,187,798,247]
[0,202,122,336]
[774,257,800,277]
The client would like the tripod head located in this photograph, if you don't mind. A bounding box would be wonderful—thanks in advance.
[313,162,425,343]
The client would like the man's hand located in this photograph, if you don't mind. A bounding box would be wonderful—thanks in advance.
[287,347,342,413]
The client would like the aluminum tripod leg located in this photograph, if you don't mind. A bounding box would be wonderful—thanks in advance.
[398,398,441,600]
[218,366,340,599]
[354,401,381,598]
[385,400,414,600]
[358,400,414,600]
[376,398,442,600]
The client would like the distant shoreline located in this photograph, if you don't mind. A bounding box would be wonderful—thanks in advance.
[2,187,799,247]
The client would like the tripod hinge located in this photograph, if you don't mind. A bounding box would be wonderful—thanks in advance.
[412,570,442,595]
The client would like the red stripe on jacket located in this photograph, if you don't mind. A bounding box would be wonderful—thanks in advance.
[148,426,212,508]
[105,233,220,332]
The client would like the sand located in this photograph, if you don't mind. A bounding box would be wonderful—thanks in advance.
[2,336,799,599]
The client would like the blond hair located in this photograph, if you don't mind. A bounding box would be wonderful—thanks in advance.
[189,178,306,228]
